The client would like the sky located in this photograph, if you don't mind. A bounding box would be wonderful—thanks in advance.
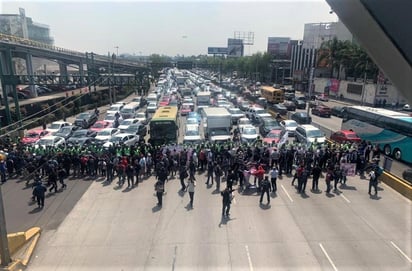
[1,0,338,57]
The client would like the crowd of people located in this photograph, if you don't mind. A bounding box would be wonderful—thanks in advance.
[0,134,383,212]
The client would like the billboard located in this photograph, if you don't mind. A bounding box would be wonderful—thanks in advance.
[227,39,244,57]
[208,47,228,55]
[267,37,291,58]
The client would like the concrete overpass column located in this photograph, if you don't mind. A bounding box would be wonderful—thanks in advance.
[79,58,84,87]
[59,62,68,85]
[25,53,37,97]
[0,49,20,125]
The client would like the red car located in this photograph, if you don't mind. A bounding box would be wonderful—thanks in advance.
[159,97,170,107]
[89,121,110,132]
[312,105,332,117]
[330,130,362,143]
[21,129,50,145]
[263,129,285,145]
[180,104,192,116]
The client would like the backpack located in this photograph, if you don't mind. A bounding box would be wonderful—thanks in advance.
[375,166,384,177]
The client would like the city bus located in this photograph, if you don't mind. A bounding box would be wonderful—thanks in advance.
[341,106,412,163]
[149,106,179,146]
[260,86,284,104]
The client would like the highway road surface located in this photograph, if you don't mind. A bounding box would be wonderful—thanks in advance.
[27,165,411,270]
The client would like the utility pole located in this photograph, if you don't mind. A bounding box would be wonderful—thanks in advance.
[307,48,315,117]
[0,184,11,267]
[361,60,368,106]
[108,52,112,104]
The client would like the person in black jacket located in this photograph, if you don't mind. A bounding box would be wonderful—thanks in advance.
[221,187,234,217]
[260,176,271,204]
[33,182,47,208]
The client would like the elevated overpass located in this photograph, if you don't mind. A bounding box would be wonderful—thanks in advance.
[326,0,412,104]
[0,33,151,125]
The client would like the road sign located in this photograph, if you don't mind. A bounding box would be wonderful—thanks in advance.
[207,47,228,55]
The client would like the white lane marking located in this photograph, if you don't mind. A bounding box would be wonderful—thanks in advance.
[340,193,351,203]
[319,243,338,271]
[391,241,412,263]
[281,184,293,202]
[245,245,254,271]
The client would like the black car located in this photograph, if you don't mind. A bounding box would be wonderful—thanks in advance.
[54,125,79,140]
[69,129,97,140]
[294,99,307,109]
[284,93,295,101]
[74,112,98,128]
[291,112,312,125]
[121,123,147,138]
[331,106,345,118]
[268,104,288,116]
[283,101,296,111]
[259,117,283,137]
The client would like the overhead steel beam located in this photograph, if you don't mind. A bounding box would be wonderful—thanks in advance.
[326,0,412,103]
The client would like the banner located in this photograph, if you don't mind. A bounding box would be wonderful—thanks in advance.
[278,131,289,147]
[330,79,340,93]
[340,163,356,177]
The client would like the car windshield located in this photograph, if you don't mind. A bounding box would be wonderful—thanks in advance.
[136,113,145,118]
[346,133,358,138]
[37,139,53,145]
[72,130,87,137]
[307,130,324,138]
[239,119,251,125]
[187,118,198,124]
[59,127,72,133]
[98,130,111,136]
[267,132,281,138]
[48,124,61,130]
[120,120,133,125]
[105,115,116,121]
[26,132,39,138]
[92,122,106,128]
[186,130,199,136]
[286,122,298,127]
[121,108,134,113]
[77,113,90,119]
[108,106,121,111]
[109,136,123,142]
[264,119,278,126]
[229,108,242,114]
[243,128,256,135]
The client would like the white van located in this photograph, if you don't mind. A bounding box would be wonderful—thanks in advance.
[146,93,158,105]
[120,102,140,119]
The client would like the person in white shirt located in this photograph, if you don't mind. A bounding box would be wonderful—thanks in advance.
[269,167,279,192]
[187,176,196,208]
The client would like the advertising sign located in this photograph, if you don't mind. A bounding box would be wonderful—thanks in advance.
[267,37,290,58]
[208,47,228,55]
[330,79,340,93]
[227,39,244,57]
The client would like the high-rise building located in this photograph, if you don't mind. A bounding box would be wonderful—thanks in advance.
[302,20,352,49]
[0,8,54,45]
[267,37,291,59]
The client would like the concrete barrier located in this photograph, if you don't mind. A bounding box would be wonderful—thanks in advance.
[380,172,412,200]
[7,227,40,255]
[1,227,41,271]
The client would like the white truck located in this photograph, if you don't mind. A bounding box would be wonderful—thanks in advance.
[203,107,232,143]
[196,91,211,108]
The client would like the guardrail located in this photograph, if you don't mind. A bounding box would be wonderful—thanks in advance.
[0,33,147,68]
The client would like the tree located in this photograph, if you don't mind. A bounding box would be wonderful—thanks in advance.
[317,37,343,78]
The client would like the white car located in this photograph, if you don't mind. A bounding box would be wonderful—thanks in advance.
[135,112,148,124]
[106,103,124,115]
[46,121,71,134]
[103,133,139,148]
[34,135,66,149]
[240,125,258,143]
[280,120,298,136]
[237,117,252,131]
[403,104,412,111]
[118,118,140,130]
[104,113,123,124]
[95,128,120,142]
[183,124,201,144]
[147,102,158,113]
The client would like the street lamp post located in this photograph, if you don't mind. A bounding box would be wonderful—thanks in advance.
[114,46,119,57]
[307,48,315,117]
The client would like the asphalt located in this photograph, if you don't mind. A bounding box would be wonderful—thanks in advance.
[26,170,411,270]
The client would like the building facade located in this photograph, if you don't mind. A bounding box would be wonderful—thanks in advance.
[302,20,352,49]
[0,8,54,45]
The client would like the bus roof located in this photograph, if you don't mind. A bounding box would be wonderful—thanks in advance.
[151,106,178,121]
[351,106,411,119]
[260,85,282,92]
